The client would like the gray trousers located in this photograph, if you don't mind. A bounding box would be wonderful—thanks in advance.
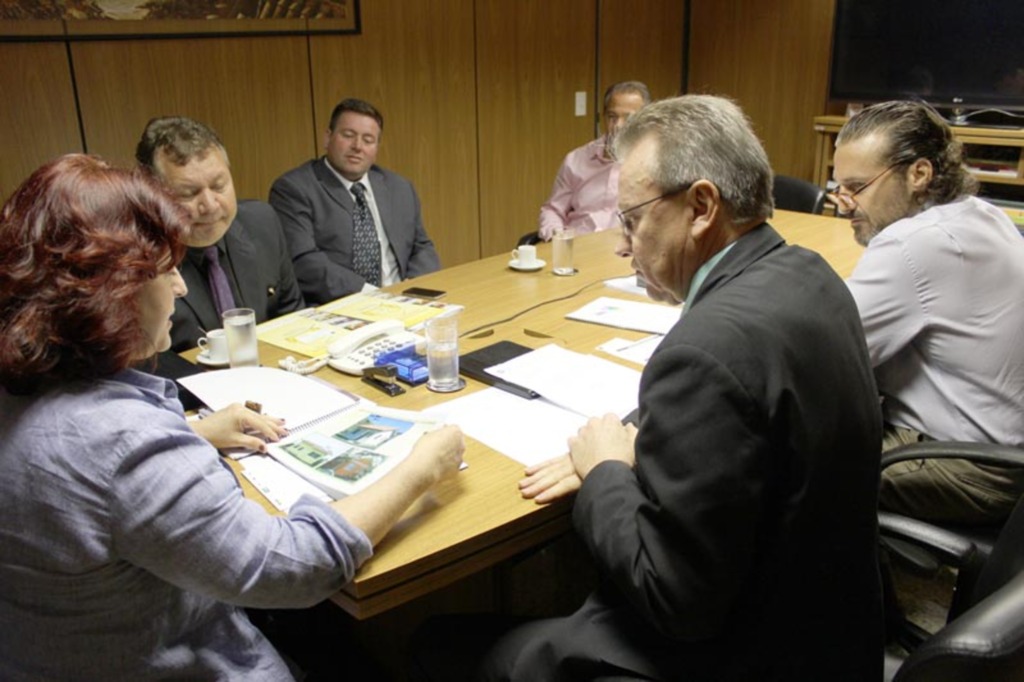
[879,424,1024,525]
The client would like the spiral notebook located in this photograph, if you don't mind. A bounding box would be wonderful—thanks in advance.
[179,366,360,432]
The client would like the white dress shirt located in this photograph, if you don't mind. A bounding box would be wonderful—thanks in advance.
[324,159,401,289]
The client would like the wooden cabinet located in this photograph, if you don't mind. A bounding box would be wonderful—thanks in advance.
[814,115,1024,191]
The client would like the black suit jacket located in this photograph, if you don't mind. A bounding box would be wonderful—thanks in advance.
[269,159,441,304]
[561,224,884,680]
[169,200,305,353]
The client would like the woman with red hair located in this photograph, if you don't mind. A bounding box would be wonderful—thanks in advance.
[0,155,464,680]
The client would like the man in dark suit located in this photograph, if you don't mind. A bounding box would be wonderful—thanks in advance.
[269,98,440,304]
[411,96,884,681]
[136,116,305,353]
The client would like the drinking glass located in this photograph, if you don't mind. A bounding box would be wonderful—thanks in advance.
[552,229,575,276]
[222,307,260,368]
[425,314,465,393]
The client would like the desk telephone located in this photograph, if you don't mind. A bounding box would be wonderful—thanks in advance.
[327,319,423,375]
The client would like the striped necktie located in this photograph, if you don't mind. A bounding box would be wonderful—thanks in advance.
[350,183,382,287]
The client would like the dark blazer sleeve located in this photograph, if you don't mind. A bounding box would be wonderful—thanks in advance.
[573,342,768,642]
[383,173,440,279]
[269,163,366,304]
[232,200,305,319]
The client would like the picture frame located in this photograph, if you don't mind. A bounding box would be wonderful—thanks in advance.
[0,0,360,40]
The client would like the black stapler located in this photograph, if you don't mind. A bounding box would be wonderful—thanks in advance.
[361,364,406,397]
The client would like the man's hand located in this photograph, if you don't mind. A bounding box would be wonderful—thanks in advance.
[190,403,288,453]
[519,455,581,504]
[568,413,637,480]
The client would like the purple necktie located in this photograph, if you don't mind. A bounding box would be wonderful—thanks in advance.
[350,183,382,287]
[203,245,236,316]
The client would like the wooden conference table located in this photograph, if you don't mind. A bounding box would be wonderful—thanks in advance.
[195,209,862,620]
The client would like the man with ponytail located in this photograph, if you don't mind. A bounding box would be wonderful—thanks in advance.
[833,100,1024,524]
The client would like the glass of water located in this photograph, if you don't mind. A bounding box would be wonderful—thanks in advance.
[222,307,260,368]
[425,314,465,393]
[552,228,575,276]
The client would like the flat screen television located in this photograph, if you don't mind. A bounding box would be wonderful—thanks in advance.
[829,0,1024,122]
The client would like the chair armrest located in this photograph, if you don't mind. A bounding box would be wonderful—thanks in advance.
[894,571,1024,682]
[881,441,1024,471]
[879,511,979,568]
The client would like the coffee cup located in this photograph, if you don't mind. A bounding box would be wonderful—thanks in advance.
[197,329,228,364]
[512,244,538,267]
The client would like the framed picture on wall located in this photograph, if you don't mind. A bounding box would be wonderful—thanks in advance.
[0,0,361,39]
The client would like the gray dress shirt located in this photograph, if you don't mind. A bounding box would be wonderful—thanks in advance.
[0,370,371,680]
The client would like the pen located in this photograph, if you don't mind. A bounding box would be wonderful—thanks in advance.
[492,380,541,400]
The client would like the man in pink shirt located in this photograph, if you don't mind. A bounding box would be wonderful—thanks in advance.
[538,81,650,241]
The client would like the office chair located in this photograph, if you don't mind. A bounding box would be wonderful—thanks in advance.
[517,231,542,247]
[880,490,1024,682]
[879,442,1024,582]
[772,175,827,215]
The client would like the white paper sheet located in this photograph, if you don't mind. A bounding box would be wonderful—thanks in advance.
[179,367,358,431]
[604,275,649,298]
[484,344,641,419]
[240,455,332,512]
[597,335,663,366]
[424,388,586,467]
[566,296,680,334]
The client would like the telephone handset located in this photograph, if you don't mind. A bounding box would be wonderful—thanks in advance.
[327,319,422,376]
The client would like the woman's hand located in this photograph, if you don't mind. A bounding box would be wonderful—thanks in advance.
[190,403,288,453]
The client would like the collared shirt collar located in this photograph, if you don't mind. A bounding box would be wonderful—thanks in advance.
[586,136,614,164]
[185,239,227,269]
[683,242,736,314]
[323,157,369,195]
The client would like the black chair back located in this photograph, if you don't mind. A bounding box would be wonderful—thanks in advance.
[968,494,1024,606]
[893,571,1024,682]
[889,495,1024,681]
[517,231,542,247]
[773,175,827,215]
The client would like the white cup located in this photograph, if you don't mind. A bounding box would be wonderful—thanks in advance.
[425,314,464,393]
[222,308,260,368]
[552,229,575,276]
[511,244,538,267]
[197,329,228,364]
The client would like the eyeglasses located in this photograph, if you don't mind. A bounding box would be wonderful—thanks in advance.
[830,162,901,213]
[617,183,693,237]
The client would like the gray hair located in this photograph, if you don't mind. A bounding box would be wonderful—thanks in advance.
[603,81,651,110]
[836,100,977,205]
[613,95,773,224]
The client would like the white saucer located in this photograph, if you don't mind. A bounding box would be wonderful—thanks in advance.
[509,258,545,272]
[196,352,229,368]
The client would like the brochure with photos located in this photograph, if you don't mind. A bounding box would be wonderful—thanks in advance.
[268,406,440,499]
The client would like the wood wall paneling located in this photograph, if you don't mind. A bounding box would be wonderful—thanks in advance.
[308,0,480,269]
[599,0,687,104]
[688,0,835,181]
[3,0,693,267]
[70,35,315,201]
[476,0,597,257]
[0,42,82,200]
